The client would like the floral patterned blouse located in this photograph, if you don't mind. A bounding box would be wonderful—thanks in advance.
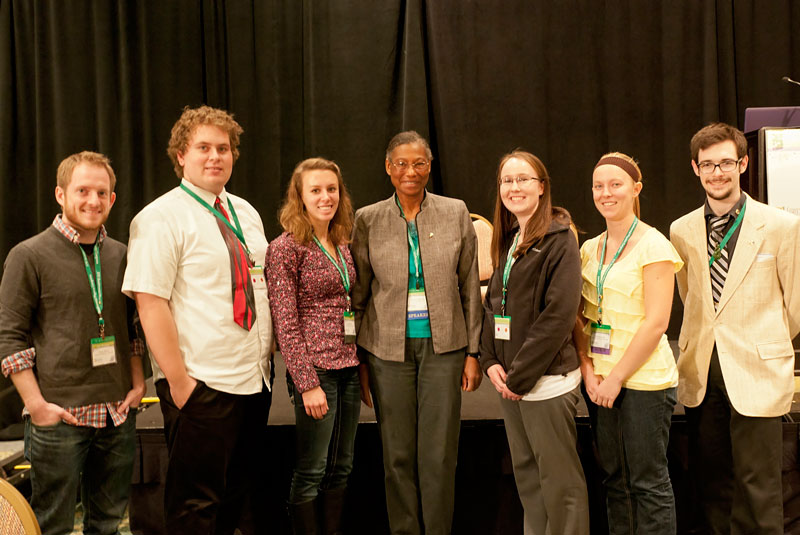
[266,232,359,392]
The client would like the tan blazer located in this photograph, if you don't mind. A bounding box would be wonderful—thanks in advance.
[670,195,800,416]
[351,192,482,362]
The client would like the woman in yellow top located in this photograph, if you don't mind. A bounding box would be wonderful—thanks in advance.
[577,152,683,535]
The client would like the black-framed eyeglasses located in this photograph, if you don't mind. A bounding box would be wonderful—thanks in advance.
[390,160,430,172]
[697,158,742,174]
[499,175,544,187]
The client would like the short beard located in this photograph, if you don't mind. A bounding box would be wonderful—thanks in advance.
[704,180,737,202]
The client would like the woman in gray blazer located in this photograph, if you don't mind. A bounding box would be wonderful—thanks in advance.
[351,130,482,535]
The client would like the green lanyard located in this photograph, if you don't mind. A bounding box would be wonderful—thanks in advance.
[596,217,638,324]
[79,243,106,338]
[501,232,520,316]
[709,200,746,267]
[394,195,423,288]
[312,236,352,310]
[180,184,251,259]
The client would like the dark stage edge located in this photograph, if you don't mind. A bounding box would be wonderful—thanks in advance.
[136,355,533,431]
[131,354,800,535]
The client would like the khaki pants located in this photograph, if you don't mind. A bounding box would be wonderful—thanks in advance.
[499,385,590,535]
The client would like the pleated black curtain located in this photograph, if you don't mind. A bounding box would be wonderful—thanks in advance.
[2,0,800,446]
[1,0,799,256]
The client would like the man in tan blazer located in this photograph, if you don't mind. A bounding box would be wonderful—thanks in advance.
[670,122,800,534]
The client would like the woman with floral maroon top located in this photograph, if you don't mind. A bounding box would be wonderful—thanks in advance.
[266,157,359,535]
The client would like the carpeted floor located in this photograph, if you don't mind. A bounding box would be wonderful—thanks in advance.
[71,505,132,535]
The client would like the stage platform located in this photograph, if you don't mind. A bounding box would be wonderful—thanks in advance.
[135,344,694,432]
[136,354,561,431]
[130,353,800,535]
[4,346,800,534]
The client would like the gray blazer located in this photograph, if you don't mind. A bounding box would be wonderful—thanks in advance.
[351,192,482,362]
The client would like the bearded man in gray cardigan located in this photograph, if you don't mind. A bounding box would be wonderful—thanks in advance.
[0,151,145,535]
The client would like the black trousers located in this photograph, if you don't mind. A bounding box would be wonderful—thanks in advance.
[686,349,783,535]
[156,378,272,535]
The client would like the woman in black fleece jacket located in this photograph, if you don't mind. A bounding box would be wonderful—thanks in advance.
[480,150,589,534]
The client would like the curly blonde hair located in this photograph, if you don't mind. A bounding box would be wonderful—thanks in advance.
[167,105,244,178]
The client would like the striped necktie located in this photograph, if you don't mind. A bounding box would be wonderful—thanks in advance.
[215,197,256,330]
[708,214,730,307]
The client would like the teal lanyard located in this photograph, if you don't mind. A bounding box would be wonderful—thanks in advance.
[595,217,638,324]
[709,200,746,267]
[394,195,422,288]
[312,236,351,310]
[407,226,421,285]
[180,184,251,259]
[79,243,105,337]
[500,232,520,316]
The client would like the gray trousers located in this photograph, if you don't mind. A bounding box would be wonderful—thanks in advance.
[368,338,464,535]
[499,385,590,535]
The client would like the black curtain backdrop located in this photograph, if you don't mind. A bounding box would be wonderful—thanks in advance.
[1,0,800,308]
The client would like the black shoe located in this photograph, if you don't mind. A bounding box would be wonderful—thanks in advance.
[289,498,318,535]
[319,488,346,535]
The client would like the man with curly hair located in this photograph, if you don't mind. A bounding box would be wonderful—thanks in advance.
[123,105,274,534]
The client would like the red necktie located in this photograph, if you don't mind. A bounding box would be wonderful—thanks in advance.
[215,197,256,330]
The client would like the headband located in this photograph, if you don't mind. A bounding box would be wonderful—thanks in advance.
[594,156,641,182]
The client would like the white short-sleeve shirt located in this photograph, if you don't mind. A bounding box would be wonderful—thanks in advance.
[122,179,273,395]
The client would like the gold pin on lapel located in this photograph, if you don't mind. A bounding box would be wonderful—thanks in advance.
[429,232,434,238]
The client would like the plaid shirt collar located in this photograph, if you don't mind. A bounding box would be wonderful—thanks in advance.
[52,214,107,245]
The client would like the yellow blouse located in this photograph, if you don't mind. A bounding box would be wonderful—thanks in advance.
[580,227,683,390]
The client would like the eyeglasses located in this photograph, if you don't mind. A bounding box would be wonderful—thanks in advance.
[697,158,742,174]
[390,160,430,172]
[499,175,543,187]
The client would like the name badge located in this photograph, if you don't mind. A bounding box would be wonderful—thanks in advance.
[249,266,267,290]
[590,323,611,355]
[494,315,511,340]
[343,311,356,344]
[90,335,117,367]
[407,289,429,321]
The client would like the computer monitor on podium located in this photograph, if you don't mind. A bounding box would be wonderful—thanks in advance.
[742,106,800,205]
[744,107,800,133]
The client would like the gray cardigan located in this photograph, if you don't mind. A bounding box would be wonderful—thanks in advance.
[351,192,482,362]
[0,226,133,407]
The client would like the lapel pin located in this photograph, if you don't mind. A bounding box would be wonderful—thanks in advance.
[429,232,434,238]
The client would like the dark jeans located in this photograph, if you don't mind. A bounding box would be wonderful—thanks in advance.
[286,366,361,504]
[368,338,464,535]
[595,386,677,535]
[686,350,783,535]
[156,378,272,535]
[24,412,136,535]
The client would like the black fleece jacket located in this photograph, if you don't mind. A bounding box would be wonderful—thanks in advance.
[479,219,582,396]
